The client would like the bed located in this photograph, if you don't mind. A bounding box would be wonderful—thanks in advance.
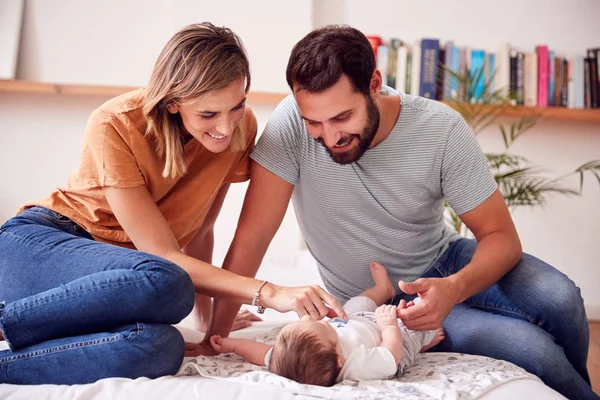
[0,253,566,399]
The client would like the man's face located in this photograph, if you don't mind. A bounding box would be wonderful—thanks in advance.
[294,75,380,164]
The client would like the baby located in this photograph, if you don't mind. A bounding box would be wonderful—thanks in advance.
[210,262,444,386]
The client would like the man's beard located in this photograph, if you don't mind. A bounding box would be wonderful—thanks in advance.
[320,96,380,165]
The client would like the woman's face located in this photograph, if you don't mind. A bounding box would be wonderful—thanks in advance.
[168,77,246,153]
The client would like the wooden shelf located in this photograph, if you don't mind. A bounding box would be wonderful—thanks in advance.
[1,79,600,122]
[442,101,600,124]
[0,79,289,105]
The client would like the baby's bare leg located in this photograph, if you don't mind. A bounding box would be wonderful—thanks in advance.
[420,329,445,352]
[358,262,397,306]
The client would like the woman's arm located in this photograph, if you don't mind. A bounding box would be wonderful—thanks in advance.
[103,184,346,317]
[104,185,263,302]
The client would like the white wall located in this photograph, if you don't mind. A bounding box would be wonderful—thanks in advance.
[1,0,310,267]
[1,0,599,318]
[314,0,600,318]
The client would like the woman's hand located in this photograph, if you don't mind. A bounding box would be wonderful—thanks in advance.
[261,283,347,321]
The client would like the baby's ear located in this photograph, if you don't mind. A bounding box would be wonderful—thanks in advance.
[336,354,344,369]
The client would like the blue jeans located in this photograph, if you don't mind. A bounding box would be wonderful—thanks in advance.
[0,206,195,384]
[392,238,596,400]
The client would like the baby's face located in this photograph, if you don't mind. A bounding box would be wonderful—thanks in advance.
[283,319,341,354]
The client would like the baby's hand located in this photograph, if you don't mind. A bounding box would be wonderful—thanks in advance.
[376,304,398,329]
[209,335,235,354]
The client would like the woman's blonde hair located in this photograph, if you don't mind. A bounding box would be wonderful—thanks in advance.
[144,22,251,178]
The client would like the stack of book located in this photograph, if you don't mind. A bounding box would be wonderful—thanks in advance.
[367,35,600,109]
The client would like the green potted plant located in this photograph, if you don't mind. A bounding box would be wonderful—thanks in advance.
[442,67,600,236]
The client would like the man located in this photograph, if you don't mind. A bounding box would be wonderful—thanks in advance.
[206,26,595,399]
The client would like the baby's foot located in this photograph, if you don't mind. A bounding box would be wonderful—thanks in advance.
[370,262,396,301]
[421,328,445,352]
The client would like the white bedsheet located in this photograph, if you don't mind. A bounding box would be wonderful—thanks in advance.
[0,322,565,400]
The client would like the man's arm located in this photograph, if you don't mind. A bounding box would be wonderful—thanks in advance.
[206,161,295,338]
[209,335,273,366]
[398,189,521,330]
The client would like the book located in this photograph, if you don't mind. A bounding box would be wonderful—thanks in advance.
[419,39,440,99]
[524,52,538,107]
[536,45,549,107]
[366,35,382,59]
[496,42,511,97]
[470,49,486,102]
[442,41,454,99]
[387,38,402,89]
[377,45,389,86]
[395,45,408,93]
[410,41,421,96]
[548,51,555,106]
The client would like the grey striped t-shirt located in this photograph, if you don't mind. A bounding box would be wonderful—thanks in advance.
[251,89,497,303]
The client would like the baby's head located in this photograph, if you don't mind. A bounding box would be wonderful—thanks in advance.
[269,319,343,386]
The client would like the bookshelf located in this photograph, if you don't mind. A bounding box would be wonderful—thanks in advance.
[1,79,600,123]
[0,80,289,105]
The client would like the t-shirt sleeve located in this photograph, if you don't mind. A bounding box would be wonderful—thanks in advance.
[441,116,498,215]
[225,108,259,183]
[339,345,398,382]
[77,109,145,188]
[250,95,303,185]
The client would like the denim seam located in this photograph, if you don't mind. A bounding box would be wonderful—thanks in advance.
[126,322,143,340]
[0,230,102,259]
[0,229,146,267]
[22,210,75,227]
[465,299,537,323]
[4,276,155,316]
[0,333,124,363]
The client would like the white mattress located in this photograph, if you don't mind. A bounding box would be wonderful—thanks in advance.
[0,321,565,400]
[0,253,566,399]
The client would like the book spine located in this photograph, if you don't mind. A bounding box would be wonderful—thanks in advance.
[573,56,585,109]
[419,39,440,99]
[516,52,525,105]
[387,38,401,89]
[443,41,453,99]
[524,53,538,107]
[377,45,389,87]
[536,45,548,107]
[584,58,591,108]
[548,51,555,106]
[561,59,569,107]
[395,46,408,93]
[470,50,486,101]
[587,50,598,108]
[410,41,421,96]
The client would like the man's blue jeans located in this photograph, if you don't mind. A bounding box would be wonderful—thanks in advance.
[0,206,195,384]
[392,238,596,400]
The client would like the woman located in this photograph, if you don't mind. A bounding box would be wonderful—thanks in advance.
[0,22,344,385]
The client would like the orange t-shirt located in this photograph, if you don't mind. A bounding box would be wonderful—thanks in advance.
[19,89,257,249]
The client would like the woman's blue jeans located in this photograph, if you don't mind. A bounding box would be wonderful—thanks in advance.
[392,238,597,400]
[0,206,195,384]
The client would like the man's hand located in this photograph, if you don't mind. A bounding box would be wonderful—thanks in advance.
[209,335,236,354]
[396,277,460,330]
[375,304,398,329]
[185,341,218,357]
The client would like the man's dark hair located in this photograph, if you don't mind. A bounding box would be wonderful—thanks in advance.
[286,25,375,95]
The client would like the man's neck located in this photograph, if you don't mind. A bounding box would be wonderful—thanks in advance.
[369,93,401,149]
